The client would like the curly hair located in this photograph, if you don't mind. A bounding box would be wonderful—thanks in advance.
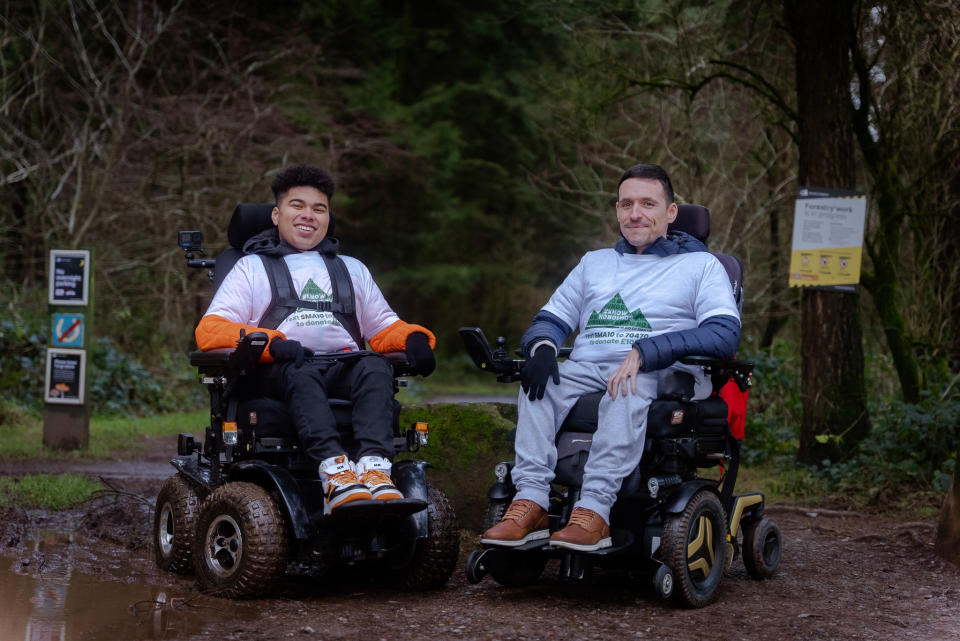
[617,163,674,204]
[270,164,336,203]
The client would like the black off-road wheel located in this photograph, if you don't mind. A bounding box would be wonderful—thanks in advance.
[192,482,289,598]
[154,475,203,574]
[742,517,781,579]
[481,500,509,531]
[662,489,728,608]
[393,483,459,590]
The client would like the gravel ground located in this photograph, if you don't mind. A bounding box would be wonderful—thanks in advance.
[2,438,959,641]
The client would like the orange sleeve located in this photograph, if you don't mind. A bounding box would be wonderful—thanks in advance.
[194,314,287,363]
[368,320,436,353]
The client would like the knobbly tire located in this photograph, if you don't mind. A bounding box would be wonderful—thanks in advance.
[742,517,782,579]
[481,500,508,531]
[154,475,203,574]
[192,481,289,598]
[393,483,459,590]
[662,489,728,608]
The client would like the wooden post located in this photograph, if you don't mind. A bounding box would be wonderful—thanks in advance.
[43,249,93,450]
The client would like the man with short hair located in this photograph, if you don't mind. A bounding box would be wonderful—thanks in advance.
[195,164,436,513]
[482,163,741,550]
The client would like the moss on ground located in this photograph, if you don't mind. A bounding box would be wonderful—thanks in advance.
[399,402,517,530]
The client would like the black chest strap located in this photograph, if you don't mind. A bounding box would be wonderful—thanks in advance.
[257,253,365,349]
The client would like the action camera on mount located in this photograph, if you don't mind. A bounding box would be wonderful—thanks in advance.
[178,230,203,251]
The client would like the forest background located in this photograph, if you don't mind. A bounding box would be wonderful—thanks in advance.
[1,1,958,553]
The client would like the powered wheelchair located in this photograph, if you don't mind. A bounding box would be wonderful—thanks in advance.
[152,204,459,598]
[460,204,781,607]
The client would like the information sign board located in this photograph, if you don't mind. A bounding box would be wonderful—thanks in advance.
[44,348,85,405]
[48,250,90,305]
[789,188,867,289]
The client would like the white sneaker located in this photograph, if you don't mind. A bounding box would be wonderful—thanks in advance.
[356,455,404,501]
[319,455,372,514]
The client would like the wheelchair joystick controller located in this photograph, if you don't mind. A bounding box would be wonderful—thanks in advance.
[493,336,508,361]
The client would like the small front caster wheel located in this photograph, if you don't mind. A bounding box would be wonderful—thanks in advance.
[742,517,781,579]
[465,549,488,584]
[653,564,674,599]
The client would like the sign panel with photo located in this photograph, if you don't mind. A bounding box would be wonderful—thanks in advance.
[44,348,85,405]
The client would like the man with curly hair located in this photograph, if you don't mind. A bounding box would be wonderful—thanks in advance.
[195,164,436,514]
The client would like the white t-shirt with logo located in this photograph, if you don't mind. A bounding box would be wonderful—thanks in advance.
[204,252,399,352]
[542,249,740,365]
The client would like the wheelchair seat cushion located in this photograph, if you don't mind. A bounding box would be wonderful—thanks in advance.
[237,397,353,437]
[558,392,729,439]
[560,392,603,434]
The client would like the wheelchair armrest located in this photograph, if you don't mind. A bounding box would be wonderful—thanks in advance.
[190,348,234,368]
[383,351,414,376]
[679,355,753,392]
[459,327,522,382]
[188,331,268,372]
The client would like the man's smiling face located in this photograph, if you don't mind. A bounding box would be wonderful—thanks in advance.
[271,185,330,251]
[616,177,678,252]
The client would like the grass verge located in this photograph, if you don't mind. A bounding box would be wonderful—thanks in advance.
[0,474,102,509]
[0,410,207,459]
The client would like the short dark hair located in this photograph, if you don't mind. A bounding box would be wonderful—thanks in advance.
[617,163,675,204]
[271,164,336,203]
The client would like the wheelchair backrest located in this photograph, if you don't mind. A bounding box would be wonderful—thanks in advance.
[669,204,743,310]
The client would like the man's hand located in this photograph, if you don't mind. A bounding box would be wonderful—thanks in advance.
[521,345,560,401]
[607,348,642,399]
[269,338,311,367]
[405,332,436,376]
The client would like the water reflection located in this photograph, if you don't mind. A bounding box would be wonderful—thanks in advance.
[0,531,244,641]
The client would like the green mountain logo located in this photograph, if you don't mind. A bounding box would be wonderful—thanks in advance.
[585,293,651,330]
[298,278,332,306]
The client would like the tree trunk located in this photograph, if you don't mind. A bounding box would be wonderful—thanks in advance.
[785,0,871,463]
[935,461,960,566]
[797,290,870,460]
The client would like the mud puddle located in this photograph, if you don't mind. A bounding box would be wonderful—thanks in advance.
[0,527,254,641]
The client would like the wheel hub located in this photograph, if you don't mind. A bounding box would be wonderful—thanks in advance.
[158,502,175,556]
[204,514,243,577]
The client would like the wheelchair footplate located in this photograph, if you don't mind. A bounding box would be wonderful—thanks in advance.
[577,528,635,556]
[325,498,427,522]
[480,538,552,552]
[479,528,634,555]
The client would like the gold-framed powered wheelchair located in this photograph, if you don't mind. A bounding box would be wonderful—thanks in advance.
[461,205,781,607]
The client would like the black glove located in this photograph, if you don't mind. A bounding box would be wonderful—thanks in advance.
[521,345,560,401]
[269,338,311,367]
[405,332,436,376]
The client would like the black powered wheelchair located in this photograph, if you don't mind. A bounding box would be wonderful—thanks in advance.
[460,205,781,607]
[152,204,459,597]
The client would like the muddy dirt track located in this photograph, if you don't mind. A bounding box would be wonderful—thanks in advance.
[2,440,959,641]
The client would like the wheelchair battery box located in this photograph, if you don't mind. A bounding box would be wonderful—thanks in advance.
[646,397,728,438]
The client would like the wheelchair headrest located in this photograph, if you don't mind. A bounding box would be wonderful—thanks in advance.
[227,202,336,250]
[668,204,710,244]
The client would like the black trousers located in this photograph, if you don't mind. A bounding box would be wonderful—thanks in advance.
[263,353,395,464]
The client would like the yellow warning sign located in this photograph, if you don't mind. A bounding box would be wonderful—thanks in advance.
[789,189,866,288]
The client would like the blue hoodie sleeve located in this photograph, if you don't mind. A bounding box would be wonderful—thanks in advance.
[520,310,573,358]
[632,314,740,372]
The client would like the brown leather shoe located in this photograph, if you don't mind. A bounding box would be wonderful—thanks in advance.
[480,499,549,547]
[549,507,611,551]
